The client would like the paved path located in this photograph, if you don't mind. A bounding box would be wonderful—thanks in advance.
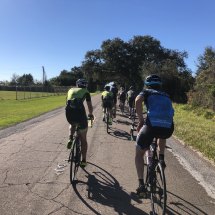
[0,93,215,214]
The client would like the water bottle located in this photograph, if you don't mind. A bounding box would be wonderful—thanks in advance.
[146,150,152,165]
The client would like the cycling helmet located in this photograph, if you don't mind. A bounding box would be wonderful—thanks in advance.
[120,87,124,90]
[145,74,162,86]
[104,86,110,91]
[129,86,134,90]
[76,78,88,87]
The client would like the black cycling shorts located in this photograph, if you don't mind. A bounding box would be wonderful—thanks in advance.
[103,100,113,109]
[113,96,117,105]
[128,97,135,107]
[136,117,174,150]
[65,109,88,132]
[120,99,125,104]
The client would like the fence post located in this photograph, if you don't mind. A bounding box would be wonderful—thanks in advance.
[24,86,25,99]
[47,86,48,96]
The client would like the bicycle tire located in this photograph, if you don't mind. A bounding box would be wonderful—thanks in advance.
[130,123,134,141]
[150,162,167,215]
[106,110,109,133]
[70,138,81,184]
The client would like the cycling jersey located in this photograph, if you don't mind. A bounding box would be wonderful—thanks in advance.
[110,86,118,98]
[140,89,174,128]
[102,91,113,100]
[65,87,91,131]
[127,90,137,99]
[102,91,113,109]
[119,90,126,101]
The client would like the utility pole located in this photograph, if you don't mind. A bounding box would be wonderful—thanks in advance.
[42,66,47,84]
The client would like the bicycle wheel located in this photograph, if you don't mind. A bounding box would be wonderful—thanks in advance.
[70,139,81,184]
[150,162,167,215]
[130,123,134,141]
[106,110,109,133]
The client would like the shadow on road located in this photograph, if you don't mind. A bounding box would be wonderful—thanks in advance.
[165,191,209,215]
[72,162,148,215]
[107,128,131,140]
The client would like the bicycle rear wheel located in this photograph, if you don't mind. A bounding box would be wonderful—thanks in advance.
[70,139,81,184]
[150,162,167,215]
[106,111,109,133]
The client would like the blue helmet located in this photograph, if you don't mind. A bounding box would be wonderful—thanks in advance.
[145,74,162,86]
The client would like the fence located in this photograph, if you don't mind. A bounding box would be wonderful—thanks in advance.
[0,85,72,100]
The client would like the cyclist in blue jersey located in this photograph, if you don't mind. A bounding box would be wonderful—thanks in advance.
[110,83,118,118]
[135,74,174,198]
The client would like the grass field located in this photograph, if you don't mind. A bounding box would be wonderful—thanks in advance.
[0,91,100,130]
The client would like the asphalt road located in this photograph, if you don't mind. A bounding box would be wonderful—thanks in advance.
[0,93,215,215]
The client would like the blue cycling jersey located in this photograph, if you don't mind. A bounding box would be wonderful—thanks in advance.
[140,89,174,128]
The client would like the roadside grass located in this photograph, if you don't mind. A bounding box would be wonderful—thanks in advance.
[0,91,100,130]
[173,103,215,162]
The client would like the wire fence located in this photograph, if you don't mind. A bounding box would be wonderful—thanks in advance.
[0,85,72,100]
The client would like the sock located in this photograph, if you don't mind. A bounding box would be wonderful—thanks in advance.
[103,113,105,116]
[69,135,73,140]
[110,118,112,122]
[82,158,86,163]
[139,179,144,187]
[159,154,164,161]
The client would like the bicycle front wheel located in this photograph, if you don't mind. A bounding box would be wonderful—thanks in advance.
[150,162,167,215]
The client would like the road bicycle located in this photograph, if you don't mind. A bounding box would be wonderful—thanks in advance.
[105,107,111,133]
[130,101,136,141]
[144,138,167,215]
[68,118,93,184]
[120,100,125,115]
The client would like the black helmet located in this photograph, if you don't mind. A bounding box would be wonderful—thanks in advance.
[129,86,134,90]
[104,86,110,91]
[76,78,88,88]
[145,74,162,86]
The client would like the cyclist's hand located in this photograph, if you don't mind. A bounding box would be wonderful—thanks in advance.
[88,114,94,120]
[137,120,144,133]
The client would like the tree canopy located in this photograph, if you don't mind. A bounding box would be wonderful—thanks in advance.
[82,35,193,101]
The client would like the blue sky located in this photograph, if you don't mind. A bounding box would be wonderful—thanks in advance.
[0,0,215,82]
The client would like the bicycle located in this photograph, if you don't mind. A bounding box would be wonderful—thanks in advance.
[130,101,136,141]
[68,118,93,184]
[120,100,125,115]
[105,107,111,133]
[144,138,167,215]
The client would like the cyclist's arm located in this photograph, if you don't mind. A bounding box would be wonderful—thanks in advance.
[135,94,145,132]
[87,101,93,115]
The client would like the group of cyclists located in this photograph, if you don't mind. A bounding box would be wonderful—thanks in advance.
[65,74,174,198]
[101,84,138,123]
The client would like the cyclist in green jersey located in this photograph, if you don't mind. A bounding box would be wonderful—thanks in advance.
[102,86,114,125]
[65,78,94,167]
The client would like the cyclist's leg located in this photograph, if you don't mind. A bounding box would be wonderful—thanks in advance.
[113,97,117,117]
[79,129,88,161]
[78,115,89,166]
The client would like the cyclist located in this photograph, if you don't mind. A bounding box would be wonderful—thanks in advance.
[101,86,114,124]
[135,74,174,198]
[127,86,138,119]
[110,83,118,118]
[65,78,94,167]
[119,87,126,114]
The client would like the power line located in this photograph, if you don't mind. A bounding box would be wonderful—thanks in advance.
[0,67,41,71]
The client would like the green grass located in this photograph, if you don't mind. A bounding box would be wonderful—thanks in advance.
[0,91,100,130]
[173,104,215,162]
